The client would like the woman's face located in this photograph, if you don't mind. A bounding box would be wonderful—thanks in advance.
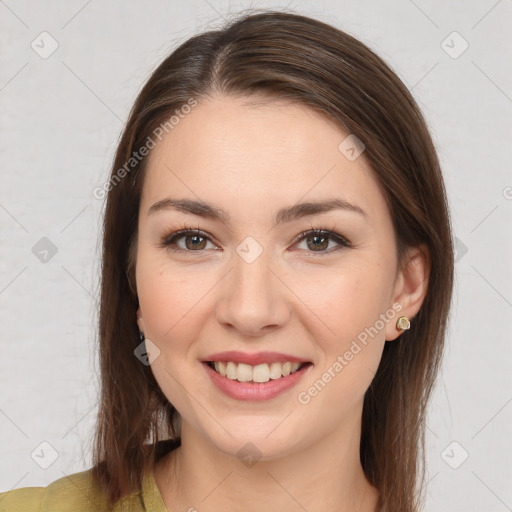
[135,95,411,460]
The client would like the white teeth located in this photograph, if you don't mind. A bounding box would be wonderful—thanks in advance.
[252,363,270,383]
[237,363,253,382]
[212,361,305,383]
[269,362,282,379]
[226,361,237,379]
[291,362,301,373]
[217,361,227,377]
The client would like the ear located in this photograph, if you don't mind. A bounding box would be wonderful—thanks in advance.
[136,306,145,334]
[385,244,430,341]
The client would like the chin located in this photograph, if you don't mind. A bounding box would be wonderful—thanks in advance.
[203,423,302,462]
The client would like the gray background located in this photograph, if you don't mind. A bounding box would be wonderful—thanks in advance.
[1,1,511,510]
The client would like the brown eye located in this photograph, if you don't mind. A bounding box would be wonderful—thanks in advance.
[160,227,350,255]
[184,234,208,250]
[306,234,329,251]
[294,229,351,254]
[160,229,217,252]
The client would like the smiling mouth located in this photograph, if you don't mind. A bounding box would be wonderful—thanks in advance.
[205,361,312,384]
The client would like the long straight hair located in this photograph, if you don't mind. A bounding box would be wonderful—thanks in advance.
[91,10,454,511]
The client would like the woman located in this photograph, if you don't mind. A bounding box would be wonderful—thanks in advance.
[0,9,453,512]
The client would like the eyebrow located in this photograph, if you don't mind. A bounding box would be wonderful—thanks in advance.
[147,197,367,224]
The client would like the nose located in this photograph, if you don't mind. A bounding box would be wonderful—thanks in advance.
[215,248,291,337]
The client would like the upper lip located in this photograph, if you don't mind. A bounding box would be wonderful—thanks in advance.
[202,351,310,366]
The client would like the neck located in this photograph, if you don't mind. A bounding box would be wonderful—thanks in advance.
[153,410,379,512]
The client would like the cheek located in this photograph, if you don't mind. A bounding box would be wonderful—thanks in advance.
[136,256,217,412]
[296,261,393,408]
[292,259,393,347]
[136,251,219,350]
[296,273,389,416]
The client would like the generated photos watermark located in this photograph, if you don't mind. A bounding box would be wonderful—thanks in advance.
[297,302,403,405]
[93,97,198,200]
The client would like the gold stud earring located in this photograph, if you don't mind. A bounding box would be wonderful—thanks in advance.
[396,316,410,330]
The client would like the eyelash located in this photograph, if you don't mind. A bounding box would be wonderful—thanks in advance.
[158,223,352,256]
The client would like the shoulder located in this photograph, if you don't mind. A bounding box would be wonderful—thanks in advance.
[0,469,112,512]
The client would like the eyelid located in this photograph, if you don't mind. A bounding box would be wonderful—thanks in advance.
[158,224,352,254]
[159,226,219,251]
[292,227,352,249]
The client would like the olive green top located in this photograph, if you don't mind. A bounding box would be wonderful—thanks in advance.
[0,467,167,512]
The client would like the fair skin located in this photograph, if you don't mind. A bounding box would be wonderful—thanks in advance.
[135,95,429,512]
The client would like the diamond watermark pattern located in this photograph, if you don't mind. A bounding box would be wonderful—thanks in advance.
[236,236,263,264]
[32,236,58,263]
[454,237,468,263]
[31,31,59,59]
[236,442,263,468]
[134,338,161,365]
[441,31,469,59]
[338,134,365,161]
[31,441,59,469]
[441,441,469,469]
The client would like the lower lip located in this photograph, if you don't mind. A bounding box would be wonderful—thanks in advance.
[202,362,312,401]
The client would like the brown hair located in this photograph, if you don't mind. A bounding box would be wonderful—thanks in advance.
[91,9,454,511]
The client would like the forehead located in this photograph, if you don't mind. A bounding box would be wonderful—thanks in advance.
[140,95,386,221]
